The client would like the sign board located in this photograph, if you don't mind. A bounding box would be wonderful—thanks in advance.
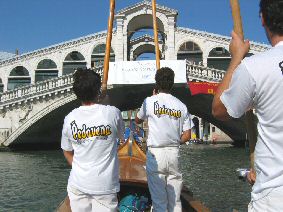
[108,60,186,85]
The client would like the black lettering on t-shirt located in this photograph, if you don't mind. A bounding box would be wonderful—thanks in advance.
[153,101,181,119]
[279,61,283,75]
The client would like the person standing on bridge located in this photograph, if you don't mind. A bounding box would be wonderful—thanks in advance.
[135,67,192,212]
[61,68,125,212]
[212,0,283,211]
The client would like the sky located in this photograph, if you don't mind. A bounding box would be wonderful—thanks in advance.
[0,0,268,54]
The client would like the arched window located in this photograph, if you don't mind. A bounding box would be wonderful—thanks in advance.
[177,41,203,64]
[8,66,31,90]
[208,47,231,70]
[0,78,3,93]
[35,59,58,82]
[133,44,160,61]
[135,52,156,61]
[91,44,115,68]
[63,51,87,75]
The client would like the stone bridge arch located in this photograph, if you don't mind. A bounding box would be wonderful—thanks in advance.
[3,93,77,148]
[0,62,247,149]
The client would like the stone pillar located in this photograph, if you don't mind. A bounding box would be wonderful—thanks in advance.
[210,124,214,141]
[130,48,135,61]
[199,118,204,140]
[3,75,8,92]
[165,15,177,60]
[115,15,125,61]
[57,61,63,77]
[203,121,209,141]
[202,50,209,67]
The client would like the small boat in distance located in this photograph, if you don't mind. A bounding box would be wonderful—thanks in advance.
[56,138,210,212]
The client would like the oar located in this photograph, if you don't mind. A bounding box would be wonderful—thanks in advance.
[152,0,161,70]
[101,0,115,97]
[230,0,257,175]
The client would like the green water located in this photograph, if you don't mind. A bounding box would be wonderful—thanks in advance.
[180,144,251,212]
[0,144,251,212]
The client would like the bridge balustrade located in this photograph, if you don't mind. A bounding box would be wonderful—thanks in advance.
[0,63,223,107]
[186,61,225,82]
[0,66,104,107]
[0,74,74,105]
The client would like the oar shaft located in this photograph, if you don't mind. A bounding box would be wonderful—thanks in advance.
[152,0,160,70]
[230,0,256,171]
[230,0,244,38]
[102,0,115,92]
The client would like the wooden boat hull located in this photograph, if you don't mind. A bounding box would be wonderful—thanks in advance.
[56,139,210,212]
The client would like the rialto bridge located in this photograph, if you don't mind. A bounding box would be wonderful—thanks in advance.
[0,1,269,148]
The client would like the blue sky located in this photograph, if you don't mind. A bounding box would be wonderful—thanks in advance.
[0,0,268,54]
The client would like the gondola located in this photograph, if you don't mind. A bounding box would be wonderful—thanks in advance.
[56,137,210,212]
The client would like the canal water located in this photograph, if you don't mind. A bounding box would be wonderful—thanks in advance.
[0,144,251,212]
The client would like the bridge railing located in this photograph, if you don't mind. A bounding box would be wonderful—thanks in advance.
[0,129,11,143]
[0,74,73,104]
[0,66,104,106]
[0,63,224,106]
[186,61,225,82]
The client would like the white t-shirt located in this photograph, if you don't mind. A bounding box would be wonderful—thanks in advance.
[137,93,192,147]
[221,41,283,200]
[61,104,125,195]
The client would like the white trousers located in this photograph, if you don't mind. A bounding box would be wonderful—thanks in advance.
[67,186,118,212]
[248,187,283,212]
[146,147,183,212]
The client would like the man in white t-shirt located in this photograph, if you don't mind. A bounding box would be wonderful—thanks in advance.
[135,67,192,212]
[61,68,125,212]
[212,0,283,211]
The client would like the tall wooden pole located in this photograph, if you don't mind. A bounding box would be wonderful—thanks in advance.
[102,0,115,93]
[230,0,244,39]
[152,0,160,70]
[230,0,257,172]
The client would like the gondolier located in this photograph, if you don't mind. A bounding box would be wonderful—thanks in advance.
[135,67,192,212]
[212,0,283,211]
[61,68,125,212]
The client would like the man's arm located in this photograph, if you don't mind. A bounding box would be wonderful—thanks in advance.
[180,130,191,144]
[63,150,74,166]
[212,31,250,121]
[136,98,147,124]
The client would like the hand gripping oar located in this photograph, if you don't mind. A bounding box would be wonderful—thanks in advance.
[230,0,257,176]
[152,0,161,70]
[101,0,115,99]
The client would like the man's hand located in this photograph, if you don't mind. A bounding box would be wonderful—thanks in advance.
[230,30,250,61]
[180,130,191,144]
[247,168,256,185]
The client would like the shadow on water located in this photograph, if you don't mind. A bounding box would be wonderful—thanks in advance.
[4,143,61,152]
